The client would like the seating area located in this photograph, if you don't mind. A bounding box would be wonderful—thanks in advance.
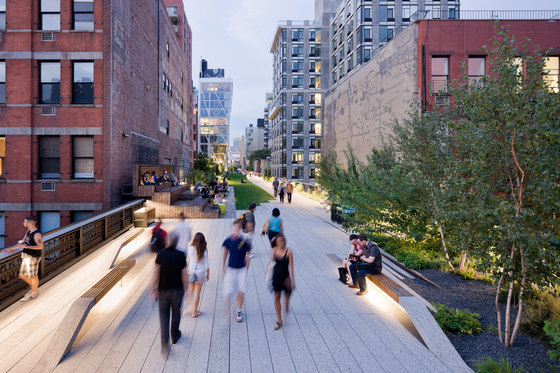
[132,164,177,198]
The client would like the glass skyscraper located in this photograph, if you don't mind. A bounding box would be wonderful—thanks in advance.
[197,59,233,166]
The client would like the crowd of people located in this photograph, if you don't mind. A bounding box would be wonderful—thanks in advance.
[142,170,178,186]
[271,177,294,204]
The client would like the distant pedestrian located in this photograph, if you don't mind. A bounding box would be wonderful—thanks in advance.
[3,216,44,302]
[261,208,283,246]
[186,232,209,318]
[278,183,285,204]
[272,177,279,197]
[175,212,191,255]
[151,233,187,354]
[286,182,294,204]
[269,234,294,330]
[221,220,252,322]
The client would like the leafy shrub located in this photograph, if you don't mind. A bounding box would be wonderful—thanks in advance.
[521,290,560,338]
[475,357,525,373]
[433,303,483,335]
[453,269,493,283]
[383,239,444,270]
[544,320,560,361]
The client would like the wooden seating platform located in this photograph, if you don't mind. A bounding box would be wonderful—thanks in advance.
[31,259,136,373]
[366,273,413,303]
[133,207,155,228]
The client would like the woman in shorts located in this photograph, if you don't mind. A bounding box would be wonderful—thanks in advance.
[187,232,209,318]
[270,234,294,330]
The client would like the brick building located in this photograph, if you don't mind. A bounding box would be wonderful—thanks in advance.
[323,13,560,161]
[0,0,193,247]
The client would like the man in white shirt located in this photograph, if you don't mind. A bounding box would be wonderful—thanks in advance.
[175,212,191,255]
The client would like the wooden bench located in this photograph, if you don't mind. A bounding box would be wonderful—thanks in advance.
[366,273,413,303]
[33,259,136,373]
[133,206,155,227]
[200,197,212,212]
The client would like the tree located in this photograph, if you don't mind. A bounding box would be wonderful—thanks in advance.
[248,148,271,165]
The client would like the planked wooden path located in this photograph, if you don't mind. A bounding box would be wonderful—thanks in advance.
[0,184,464,372]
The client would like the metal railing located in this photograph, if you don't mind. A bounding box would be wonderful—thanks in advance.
[0,199,144,305]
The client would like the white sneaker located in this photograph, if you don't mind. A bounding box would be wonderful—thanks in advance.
[249,253,255,259]
[236,309,243,322]
[21,292,38,302]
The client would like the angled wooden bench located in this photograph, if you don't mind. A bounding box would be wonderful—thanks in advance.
[32,259,136,373]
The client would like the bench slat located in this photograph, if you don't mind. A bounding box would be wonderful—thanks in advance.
[81,259,135,303]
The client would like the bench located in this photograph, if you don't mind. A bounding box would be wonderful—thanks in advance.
[33,259,136,373]
[200,197,213,212]
[179,189,199,200]
[133,206,155,227]
[366,273,413,303]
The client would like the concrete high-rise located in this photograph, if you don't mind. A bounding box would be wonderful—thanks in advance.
[329,0,458,86]
[197,59,233,167]
[269,3,335,182]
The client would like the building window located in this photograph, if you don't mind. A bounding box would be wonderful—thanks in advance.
[544,56,559,93]
[281,29,286,42]
[0,0,5,30]
[39,136,60,179]
[40,61,60,104]
[292,44,303,57]
[73,0,94,31]
[292,75,303,89]
[310,29,321,42]
[310,138,321,150]
[449,6,458,20]
[292,152,303,164]
[0,61,5,104]
[363,47,371,63]
[166,42,170,58]
[292,138,304,149]
[166,120,170,135]
[72,136,94,178]
[310,93,321,105]
[292,122,303,134]
[310,45,321,57]
[291,93,303,104]
[0,136,4,178]
[431,57,449,92]
[40,0,60,31]
[72,211,94,222]
[380,6,394,22]
[72,61,94,104]
[360,6,372,22]
[39,211,60,234]
[292,60,303,72]
[359,26,372,43]
[292,107,303,119]
[292,167,303,180]
[292,28,303,41]
[468,57,485,84]
[309,152,321,164]
[380,26,393,43]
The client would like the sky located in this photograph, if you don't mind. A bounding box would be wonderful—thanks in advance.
[182,0,560,142]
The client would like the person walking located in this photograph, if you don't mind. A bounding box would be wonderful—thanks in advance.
[278,183,285,204]
[261,208,283,246]
[286,182,294,204]
[239,202,256,258]
[349,234,382,295]
[221,220,252,322]
[150,219,167,252]
[269,234,294,330]
[186,232,209,318]
[151,233,188,354]
[175,212,191,255]
[272,177,279,197]
[3,216,44,302]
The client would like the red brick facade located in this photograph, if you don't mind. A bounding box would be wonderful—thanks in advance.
[0,0,193,247]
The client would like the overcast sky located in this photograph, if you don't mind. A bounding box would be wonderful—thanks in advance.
[183,0,560,141]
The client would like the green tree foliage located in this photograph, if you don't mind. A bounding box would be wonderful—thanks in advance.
[319,25,560,347]
[248,148,271,164]
[432,303,483,335]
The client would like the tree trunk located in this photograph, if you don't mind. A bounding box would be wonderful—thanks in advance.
[459,250,469,271]
[510,247,526,346]
[438,222,454,270]
[504,246,516,347]
[495,271,505,344]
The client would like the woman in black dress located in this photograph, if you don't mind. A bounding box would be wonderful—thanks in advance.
[270,234,295,330]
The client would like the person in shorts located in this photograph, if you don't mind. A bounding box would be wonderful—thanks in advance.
[186,232,209,318]
[221,220,251,322]
[4,216,45,302]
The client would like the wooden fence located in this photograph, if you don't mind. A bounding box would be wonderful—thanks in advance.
[0,199,144,306]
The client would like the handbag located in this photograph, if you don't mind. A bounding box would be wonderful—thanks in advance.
[264,260,275,292]
[337,267,348,283]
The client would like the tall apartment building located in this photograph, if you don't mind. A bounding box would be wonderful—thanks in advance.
[269,17,332,181]
[330,0,459,86]
[263,93,273,149]
[197,59,233,167]
[0,0,192,247]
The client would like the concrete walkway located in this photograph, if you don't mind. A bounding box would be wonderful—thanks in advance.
[0,179,469,373]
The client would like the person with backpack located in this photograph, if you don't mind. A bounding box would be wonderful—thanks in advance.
[150,219,167,253]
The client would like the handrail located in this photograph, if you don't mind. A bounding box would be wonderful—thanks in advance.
[0,199,145,306]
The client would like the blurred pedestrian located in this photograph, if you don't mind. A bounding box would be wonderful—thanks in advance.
[286,181,294,204]
[269,234,294,330]
[261,208,283,246]
[186,232,209,318]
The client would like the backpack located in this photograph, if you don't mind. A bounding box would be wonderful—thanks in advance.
[150,228,165,252]
[235,210,251,230]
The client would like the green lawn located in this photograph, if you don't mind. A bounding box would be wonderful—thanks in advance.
[227,174,275,210]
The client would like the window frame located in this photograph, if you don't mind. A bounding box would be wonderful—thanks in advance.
[39,61,61,105]
[467,56,486,85]
[38,135,60,179]
[72,135,94,179]
[72,61,94,104]
[431,56,449,93]
[0,0,5,31]
[0,136,5,179]
[0,60,5,104]
[40,0,60,31]
[72,0,94,31]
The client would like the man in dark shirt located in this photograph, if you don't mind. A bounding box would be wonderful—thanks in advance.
[349,234,382,295]
[221,220,251,322]
[4,216,44,302]
[151,233,188,354]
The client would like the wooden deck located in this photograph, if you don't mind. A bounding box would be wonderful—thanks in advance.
[0,183,465,372]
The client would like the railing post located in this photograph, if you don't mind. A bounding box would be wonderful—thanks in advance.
[122,209,126,229]
[78,226,83,256]
[104,216,108,240]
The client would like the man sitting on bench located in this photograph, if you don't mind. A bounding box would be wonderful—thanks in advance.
[349,234,382,296]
